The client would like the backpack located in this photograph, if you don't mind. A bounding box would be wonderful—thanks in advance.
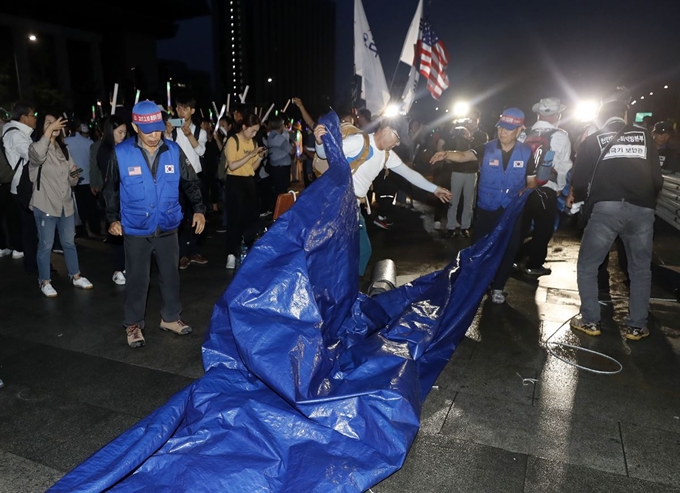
[312,124,376,177]
[523,128,558,185]
[218,134,239,181]
[0,127,21,184]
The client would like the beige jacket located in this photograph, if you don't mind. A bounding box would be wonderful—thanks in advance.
[28,135,78,217]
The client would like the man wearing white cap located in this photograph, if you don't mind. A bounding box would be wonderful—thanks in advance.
[518,98,572,277]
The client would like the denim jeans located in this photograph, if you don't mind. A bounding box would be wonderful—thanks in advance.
[33,207,80,283]
[577,201,655,328]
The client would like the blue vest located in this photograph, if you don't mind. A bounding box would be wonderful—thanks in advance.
[116,137,183,236]
[477,140,531,211]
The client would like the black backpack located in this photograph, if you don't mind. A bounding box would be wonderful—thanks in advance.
[0,127,21,184]
[218,134,239,181]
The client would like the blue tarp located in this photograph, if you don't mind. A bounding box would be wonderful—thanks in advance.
[49,112,529,492]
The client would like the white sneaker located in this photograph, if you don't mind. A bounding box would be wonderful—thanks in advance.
[226,254,236,269]
[490,289,505,304]
[433,221,442,230]
[0,248,11,257]
[112,271,126,285]
[72,276,94,289]
[11,250,24,259]
[41,282,58,298]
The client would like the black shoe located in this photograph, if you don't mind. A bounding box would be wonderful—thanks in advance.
[523,266,552,277]
[444,229,456,238]
[460,229,470,238]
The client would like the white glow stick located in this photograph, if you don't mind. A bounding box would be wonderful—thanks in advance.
[226,94,231,115]
[134,89,141,104]
[282,99,291,113]
[166,81,172,113]
[111,83,119,115]
[97,101,103,118]
[240,85,249,103]
[200,108,205,118]
[212,101,219,120]
[218,104,226,121]
[262,103,275,122]
[254,106,259,117]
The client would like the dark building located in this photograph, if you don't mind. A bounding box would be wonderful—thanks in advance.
[213,0,335,120]
[0,1,208,119]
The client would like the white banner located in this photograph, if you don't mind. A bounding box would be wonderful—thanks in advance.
[354,0,390,115]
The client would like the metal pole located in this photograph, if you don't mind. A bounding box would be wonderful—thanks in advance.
[13,51,22,100]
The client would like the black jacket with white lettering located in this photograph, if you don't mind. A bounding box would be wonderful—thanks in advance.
[573,118,663,209]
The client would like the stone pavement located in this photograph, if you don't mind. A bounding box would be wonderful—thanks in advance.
[1,201,679,493]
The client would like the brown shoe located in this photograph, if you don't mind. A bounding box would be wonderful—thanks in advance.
[160,319,193,335]
[189,254,208,265]
[126,324,145,348]
[179,257,190,270]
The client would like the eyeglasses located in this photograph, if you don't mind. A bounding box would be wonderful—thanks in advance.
[389,128,401,145]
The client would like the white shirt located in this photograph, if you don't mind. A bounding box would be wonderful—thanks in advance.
[2,120,35,194]
[527,120,573,192]
[167,123,207,174]
[316,133,436,198]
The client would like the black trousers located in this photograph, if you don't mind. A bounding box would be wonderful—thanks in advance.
[225,175,258,256]
[518,188,558,269]
[372,169,399,217]
[0,183,22,251]
[15,195,38,273]
[472,206,523,291]
[270,165,291,198]
[123,233,181,327]
[74,184,101,235]
[178,185,202,259]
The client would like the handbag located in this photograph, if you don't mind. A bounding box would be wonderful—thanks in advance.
[578,123,630,228]
[273,190,298,220]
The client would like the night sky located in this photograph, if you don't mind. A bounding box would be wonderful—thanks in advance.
[161,0,680,127]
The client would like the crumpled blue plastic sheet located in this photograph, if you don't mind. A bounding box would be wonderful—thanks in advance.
[49,112,530,492]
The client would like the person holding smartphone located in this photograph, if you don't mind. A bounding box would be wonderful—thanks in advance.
[28,114,93,297]
[223,112,265,269]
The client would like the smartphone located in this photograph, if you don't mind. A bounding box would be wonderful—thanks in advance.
[70,168,83,178]
[169,118,185,127]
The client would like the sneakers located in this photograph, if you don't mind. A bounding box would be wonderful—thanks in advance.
[523,266,552,277]
[433,221,442,230]
[490,289,506,304]
[160,319,193,335]
[40,282,58,298]
[189,254,208,265]
[52,248,64,254]
[226,254,236,269]
[72,276,93,289]
[179,257,190,270]
[444,229,458,239]
[460,229,470,238]
[625,326,649,341]
[570,314,601,336]
[216,227,227,233]
[112,271,126,285]
[0,248,11,257]
[373,217,391,230]
[126,324,145,348]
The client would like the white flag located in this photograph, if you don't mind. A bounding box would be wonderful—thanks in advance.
[401,64,420,114]
[399,0,423,66]
[354,0,390,115]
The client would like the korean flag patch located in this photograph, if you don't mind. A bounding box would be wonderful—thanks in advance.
[165,164,175,174]
[489,159,499,167]
[513,160,524,168]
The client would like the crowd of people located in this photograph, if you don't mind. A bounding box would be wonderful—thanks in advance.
[0,85,676,347]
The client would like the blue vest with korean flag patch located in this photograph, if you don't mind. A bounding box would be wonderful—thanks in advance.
[477,140,531,211]
[115,137,183,236]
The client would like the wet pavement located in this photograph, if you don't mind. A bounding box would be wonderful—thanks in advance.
[1,198,679,492]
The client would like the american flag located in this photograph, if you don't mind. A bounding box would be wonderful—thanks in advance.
[417,18,450,99]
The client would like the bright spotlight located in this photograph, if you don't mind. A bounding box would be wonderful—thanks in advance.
[575,100,599,122]
[664,85,669,89]
[649,92,654,96]
[28,34,37,41]
[383,104,400,117]
[452,102,470,118]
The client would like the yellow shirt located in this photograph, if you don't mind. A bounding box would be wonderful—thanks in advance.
[225,135,257,177]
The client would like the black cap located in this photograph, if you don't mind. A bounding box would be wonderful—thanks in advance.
[653,121,673,134]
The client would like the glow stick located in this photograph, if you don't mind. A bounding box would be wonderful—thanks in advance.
[200,108,205,118]
[134,89,141,104]
[262,103,275,122]
[226,94,231,115]
[254,107,259,118]
[240,85,249,103]
[209,109,213,121]
[282,99,291,113]
[212,101,219,119]
[97,101,103,118]
[91,105,96,121]
[111,83,119,115]
[166,81,172,113]
[218,104,226,121]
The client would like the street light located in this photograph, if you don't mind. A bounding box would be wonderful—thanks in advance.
[14,35,37,100]
[28,34,37,41]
